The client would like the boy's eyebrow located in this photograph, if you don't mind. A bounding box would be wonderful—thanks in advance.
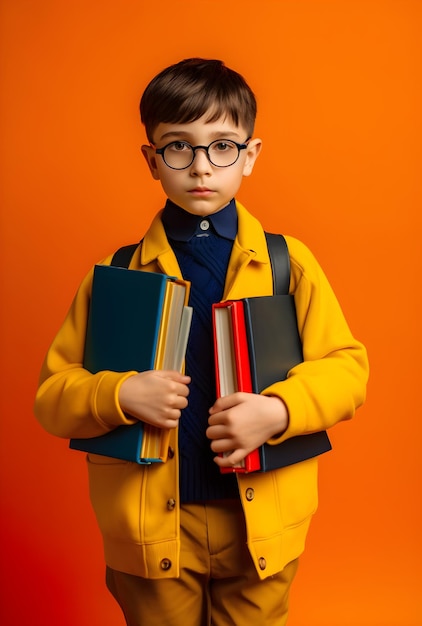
[156,129,243,143]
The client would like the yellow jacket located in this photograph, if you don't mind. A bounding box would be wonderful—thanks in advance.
[34,202,368,579]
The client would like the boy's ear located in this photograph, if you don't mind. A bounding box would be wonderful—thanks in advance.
[141,145,160,180]
[242,138,262,177]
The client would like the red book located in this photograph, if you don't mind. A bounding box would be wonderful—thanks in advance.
[212,301,261,473]
[214,296,332,474]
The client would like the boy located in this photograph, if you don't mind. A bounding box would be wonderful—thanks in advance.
[34,58,368,625]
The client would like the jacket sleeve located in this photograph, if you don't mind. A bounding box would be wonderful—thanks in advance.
[34,263,138,439]
[263,236,369,441]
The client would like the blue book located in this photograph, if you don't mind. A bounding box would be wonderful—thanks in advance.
[69,264,192,463]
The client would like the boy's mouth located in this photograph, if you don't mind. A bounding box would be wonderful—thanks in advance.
[189,187,214,196]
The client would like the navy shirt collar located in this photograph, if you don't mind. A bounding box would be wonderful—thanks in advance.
[161,199,238,242]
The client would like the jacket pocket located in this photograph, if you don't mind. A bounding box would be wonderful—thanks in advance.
[276,458,319,528]
[86,455,146,543]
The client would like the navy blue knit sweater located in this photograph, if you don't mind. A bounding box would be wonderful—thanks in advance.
[162,200,239,502]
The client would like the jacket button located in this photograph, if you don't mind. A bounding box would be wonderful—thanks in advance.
[167,498,176,511]
[245,488,255,501]
[160,558,172,571]
[168,446,175,459]
[258,557,267,570]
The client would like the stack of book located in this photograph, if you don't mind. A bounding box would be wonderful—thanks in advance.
[213,295,331,473]
[69,265,192,464]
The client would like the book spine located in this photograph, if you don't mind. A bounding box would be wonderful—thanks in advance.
[212,301,261,474]
[229,301,260,473]
[242,299,260,394]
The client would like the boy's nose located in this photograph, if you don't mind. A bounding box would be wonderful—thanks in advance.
[189,148,212,175]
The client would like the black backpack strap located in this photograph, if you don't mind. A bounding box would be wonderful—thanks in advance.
[264,232,290,296]
[110,235,290,292]
[110,241,142,268]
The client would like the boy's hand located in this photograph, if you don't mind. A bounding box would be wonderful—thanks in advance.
[118,370,191,429]
[207,393,289,469]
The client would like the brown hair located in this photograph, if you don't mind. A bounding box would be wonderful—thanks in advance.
[140,58,257,142]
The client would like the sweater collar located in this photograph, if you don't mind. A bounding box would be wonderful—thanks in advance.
[161,199,238,242]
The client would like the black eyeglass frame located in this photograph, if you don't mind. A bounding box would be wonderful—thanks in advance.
[153,138,251,170]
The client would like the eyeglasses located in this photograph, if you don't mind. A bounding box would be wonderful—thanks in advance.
[153,139,250,170]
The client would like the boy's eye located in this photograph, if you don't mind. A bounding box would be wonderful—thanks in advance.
[213,141,235,152]
[169,141,190,152]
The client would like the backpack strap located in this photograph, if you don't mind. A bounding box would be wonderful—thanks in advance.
[109,234,290,295]
[264,232,290,296]
[110,242,141,268]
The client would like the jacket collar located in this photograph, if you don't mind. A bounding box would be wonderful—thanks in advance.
[141,200,271,277]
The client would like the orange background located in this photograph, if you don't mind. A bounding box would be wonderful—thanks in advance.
[1,1,421,625]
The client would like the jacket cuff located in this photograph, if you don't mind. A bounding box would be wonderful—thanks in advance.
[262,378,308,443]
[92,371,138,428]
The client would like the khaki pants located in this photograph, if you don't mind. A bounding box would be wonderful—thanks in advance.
[106,499,298,626]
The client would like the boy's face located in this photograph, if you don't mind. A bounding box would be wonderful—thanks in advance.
[142,116,262,216]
